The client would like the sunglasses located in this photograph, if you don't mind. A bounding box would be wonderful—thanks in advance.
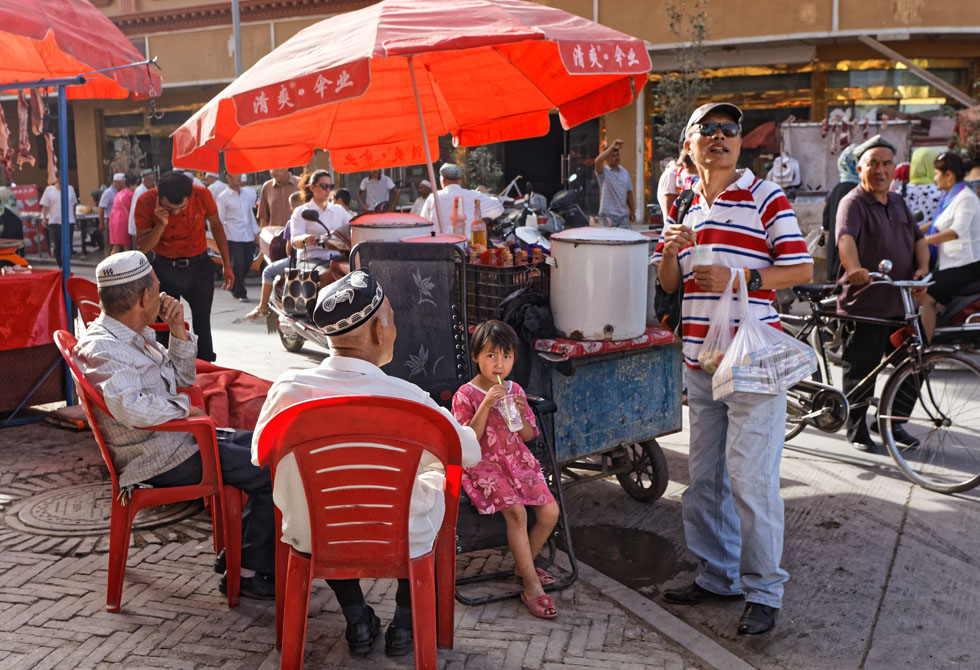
[693,122,741,138]
[314,182,334,190]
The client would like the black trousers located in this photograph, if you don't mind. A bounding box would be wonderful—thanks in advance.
[227,241,254,299]
[328,578,411,610]
[152,253,217,362]
[145,430,275,575]
[841,321,918,441]
[47,223,74,268]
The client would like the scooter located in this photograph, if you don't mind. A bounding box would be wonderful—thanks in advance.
[268,209,350,353]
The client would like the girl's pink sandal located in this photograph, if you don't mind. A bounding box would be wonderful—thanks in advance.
[515,567,556,586]
[521,592,558,619]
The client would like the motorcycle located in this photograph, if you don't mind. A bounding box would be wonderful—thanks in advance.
[268,209,350,353]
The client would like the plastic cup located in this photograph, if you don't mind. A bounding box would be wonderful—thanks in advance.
[495,394,524,432]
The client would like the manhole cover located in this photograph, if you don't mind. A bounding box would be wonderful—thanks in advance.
[5,483,201,537]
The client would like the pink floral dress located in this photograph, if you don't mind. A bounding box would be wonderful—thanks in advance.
[452,381,555,515]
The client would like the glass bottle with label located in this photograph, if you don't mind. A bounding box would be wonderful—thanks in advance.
[470,200,486,248]
[450,196,466,237]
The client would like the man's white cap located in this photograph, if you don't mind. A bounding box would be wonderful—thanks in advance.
[684,102,743,136]
[420,179,431,189]
[96,250,152,287]
[112,172,126,182]
[205,172,220,179]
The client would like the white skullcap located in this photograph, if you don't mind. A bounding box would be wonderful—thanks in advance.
[205,172,220,179]
[96,251,153,287]
[112,173,126,182]
[420,179,431,188]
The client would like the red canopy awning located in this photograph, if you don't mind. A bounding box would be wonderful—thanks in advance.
[0,0,160,98]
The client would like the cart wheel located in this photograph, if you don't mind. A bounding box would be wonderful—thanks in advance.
[614,439,669,502]
[279,331,304,353]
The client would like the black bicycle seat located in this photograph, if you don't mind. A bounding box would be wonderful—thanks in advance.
[793,283,841,301]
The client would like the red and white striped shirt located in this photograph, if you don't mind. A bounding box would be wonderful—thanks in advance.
[653,169,812,370]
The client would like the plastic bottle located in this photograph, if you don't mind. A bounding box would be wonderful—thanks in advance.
[450,196,466,237]
[470,200,486,248]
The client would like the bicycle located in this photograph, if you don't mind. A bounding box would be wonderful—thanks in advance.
[780,260,980,494]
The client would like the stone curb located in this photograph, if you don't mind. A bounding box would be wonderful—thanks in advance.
[554,551,757,670]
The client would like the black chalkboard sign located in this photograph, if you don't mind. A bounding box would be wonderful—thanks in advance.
[350,241,469,407]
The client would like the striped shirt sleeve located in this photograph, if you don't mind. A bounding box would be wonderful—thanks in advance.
[757,182,812,265]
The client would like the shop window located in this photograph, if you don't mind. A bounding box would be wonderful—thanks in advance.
[104,112,144,129]
[827,68,966,89]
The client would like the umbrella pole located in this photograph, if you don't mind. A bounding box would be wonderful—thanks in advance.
[58,84,75,405]
[407,56,444,234]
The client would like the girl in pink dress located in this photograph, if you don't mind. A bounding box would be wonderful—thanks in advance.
[452,320,560,619]
[107,173,138,255]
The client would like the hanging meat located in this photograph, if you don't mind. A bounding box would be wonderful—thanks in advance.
[16,91,34,169]
[45,133,57,185]
[0,103,13,182]
[29,89,44,136]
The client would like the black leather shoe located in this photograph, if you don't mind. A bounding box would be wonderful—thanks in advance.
[213,549,226,575]
[663,582,744,605]
[890,425,920,449]
[346,608,381,656]
[737,603,778,635]
[384,621,414,657]
[218,572,276,600]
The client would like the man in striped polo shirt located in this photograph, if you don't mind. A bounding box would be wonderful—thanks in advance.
[653,103,813,636]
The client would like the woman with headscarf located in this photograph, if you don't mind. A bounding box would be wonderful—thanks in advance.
[904,147,941,225]
[917,151,980,341]
[823,144,860,281]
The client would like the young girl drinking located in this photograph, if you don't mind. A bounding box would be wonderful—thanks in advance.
[452,320,560,619]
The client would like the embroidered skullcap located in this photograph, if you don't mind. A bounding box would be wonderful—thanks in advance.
[854,134,896,160]
[439,163,463,180]
[112,172,126,182]
[312,270,385,336]
[684,102,743,136]
[96,251,152,287]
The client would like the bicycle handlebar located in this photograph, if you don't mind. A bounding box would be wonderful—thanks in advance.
[866,272,934,289]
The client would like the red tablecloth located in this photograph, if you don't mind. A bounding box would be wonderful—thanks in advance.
[0,270,67,351]
[533,324,676,360]
[194,360,273,431]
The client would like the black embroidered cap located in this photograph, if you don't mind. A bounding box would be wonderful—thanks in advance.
[854,134,897,160]
[312,270,385,336]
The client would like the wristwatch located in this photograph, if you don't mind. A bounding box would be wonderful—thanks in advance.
[747,268,763,291]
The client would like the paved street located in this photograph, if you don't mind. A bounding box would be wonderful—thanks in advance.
[3,260,980,668]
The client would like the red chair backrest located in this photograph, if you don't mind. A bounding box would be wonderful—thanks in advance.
[53,329,123,490]
[66,277,102,328]
[256,395,463,575]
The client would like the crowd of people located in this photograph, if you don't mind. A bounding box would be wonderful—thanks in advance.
[48,96,980,655]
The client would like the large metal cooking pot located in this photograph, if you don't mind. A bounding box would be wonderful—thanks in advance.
[549,227,649,340]
[350,212,433,246]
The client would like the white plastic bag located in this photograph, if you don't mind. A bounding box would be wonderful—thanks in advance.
[697,268,738,374]
[711,271,817,401]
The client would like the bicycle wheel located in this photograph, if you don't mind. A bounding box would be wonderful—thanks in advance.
[879,351,980,493]
[785,390,808,442]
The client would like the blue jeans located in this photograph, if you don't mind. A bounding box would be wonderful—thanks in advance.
[262,257,291,284]
[682,369,789,608]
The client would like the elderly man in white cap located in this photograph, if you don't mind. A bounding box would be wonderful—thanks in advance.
[253,270,480,658]
[73,251,276,600]
[409,179,432,215]
[419,163,504,236]
[205,172,227,200]
[97,172,127,247]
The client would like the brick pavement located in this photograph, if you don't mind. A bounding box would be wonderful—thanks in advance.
[0,422,724,670]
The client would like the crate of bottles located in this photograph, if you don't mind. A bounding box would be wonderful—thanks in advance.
[465,260,550,325]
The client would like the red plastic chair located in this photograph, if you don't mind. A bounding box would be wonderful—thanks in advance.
[255,396,463,670]
[66,276,182,333]
[53,330,242,612]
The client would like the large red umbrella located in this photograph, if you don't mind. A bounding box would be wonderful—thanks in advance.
[0,0,160,98]
[172,0,651,176]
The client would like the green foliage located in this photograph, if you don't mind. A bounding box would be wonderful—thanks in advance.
[653,0,707,158]
[462,146,504,191]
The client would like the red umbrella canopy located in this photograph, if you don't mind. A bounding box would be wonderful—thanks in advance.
[173,0,651,173]
[0,0,160,98]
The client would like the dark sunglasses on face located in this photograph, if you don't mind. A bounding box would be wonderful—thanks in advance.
[314,182,334,190]
[694,122,741,138]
